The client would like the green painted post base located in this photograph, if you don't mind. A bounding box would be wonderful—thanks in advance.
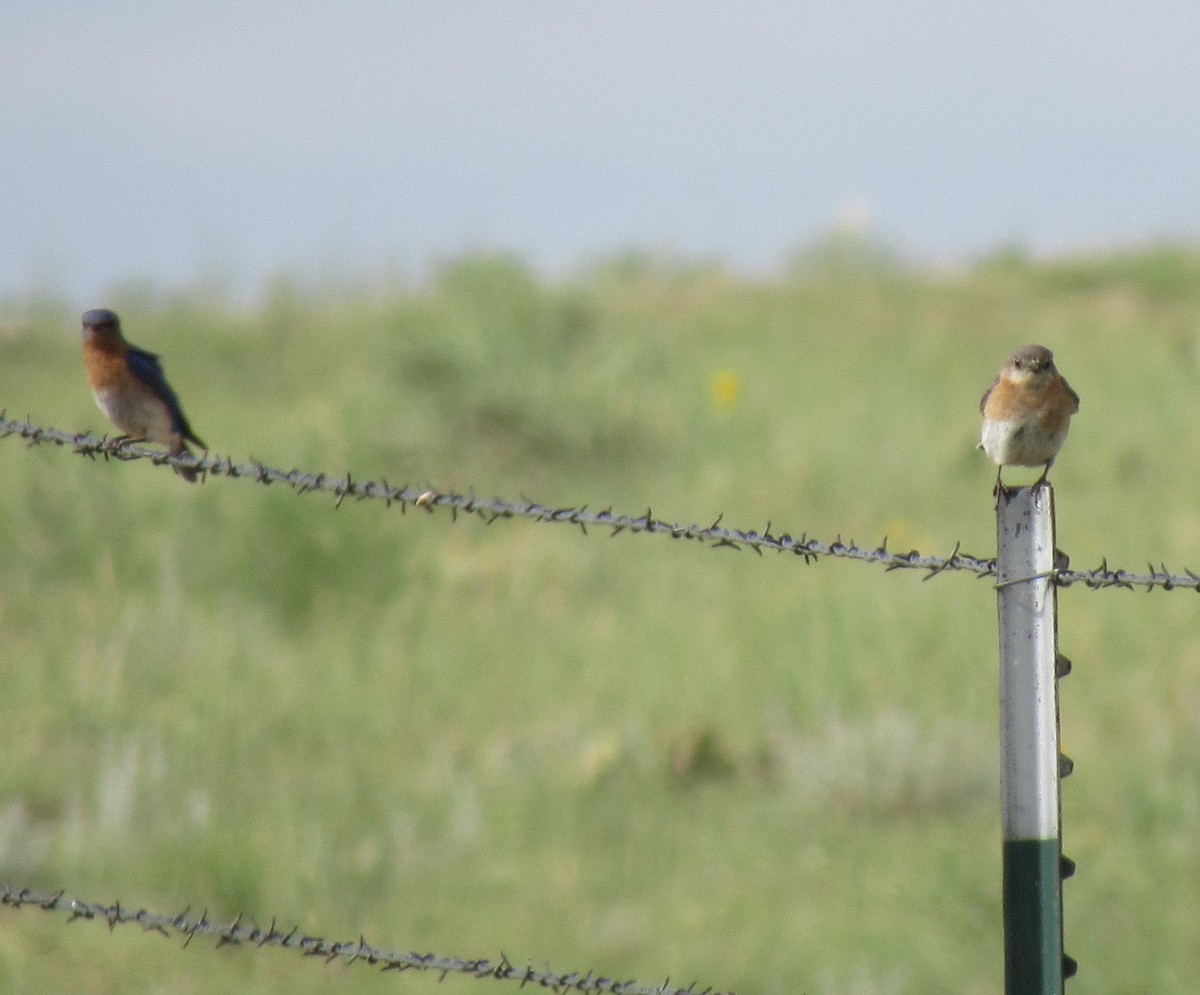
[1003,838,1064,994]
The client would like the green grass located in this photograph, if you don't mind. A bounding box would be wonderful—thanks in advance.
[2,243,1200,992]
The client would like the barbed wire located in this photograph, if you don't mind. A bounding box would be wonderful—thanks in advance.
[0,884,729,994]
[2,413,1196,592]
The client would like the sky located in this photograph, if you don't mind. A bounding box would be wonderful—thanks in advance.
[4,1,1200,303]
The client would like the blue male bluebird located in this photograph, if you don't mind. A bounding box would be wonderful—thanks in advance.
[81,308,206,482]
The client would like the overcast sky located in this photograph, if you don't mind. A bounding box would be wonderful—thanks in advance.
[4,2,1200,302]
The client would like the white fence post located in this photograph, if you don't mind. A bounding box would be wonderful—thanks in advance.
[994,485,1073,993]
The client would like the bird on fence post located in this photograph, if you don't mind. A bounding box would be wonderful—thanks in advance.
[81,308,206,482]
[979,344,1079,494]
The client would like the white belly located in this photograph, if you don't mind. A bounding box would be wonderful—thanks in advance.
[981,418,1064,467]
[93,386,176,446]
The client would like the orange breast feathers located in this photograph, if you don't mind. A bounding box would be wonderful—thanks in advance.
[982,374,1079,433]
[82,336,130,393]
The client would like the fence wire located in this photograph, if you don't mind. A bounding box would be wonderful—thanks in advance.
[3,413,1196,592]
[0,885,729,994]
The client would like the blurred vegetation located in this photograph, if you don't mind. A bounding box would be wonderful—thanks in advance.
[2,238,1200,993]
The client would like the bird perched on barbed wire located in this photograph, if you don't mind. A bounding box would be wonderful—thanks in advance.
[81,308,206,482]
[979,343,1079,494]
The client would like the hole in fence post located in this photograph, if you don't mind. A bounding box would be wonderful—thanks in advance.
[994,485,1067,994]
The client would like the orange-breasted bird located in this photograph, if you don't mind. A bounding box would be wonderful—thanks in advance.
[81,308,206,482]
[980,343,1079,492]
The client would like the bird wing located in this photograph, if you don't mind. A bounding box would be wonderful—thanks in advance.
[1063,376,1080,412]
[979,375,999,415]
[125,346,205,447]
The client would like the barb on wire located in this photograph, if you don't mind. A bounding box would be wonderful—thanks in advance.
[0,885,731,995]
[4,414,1198,592]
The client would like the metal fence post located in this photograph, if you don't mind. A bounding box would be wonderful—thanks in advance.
[994,485,1071,994]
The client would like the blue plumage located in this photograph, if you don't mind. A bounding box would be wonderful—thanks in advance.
[125,346,205,447]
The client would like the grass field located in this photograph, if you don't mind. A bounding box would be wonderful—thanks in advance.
[2,240,1200,993]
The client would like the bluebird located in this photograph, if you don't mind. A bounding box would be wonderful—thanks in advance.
[81,308,206,482]
[980,343,1079,492]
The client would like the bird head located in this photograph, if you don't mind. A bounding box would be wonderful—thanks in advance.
[1004,343,1056,384]
[81,308,122,344]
